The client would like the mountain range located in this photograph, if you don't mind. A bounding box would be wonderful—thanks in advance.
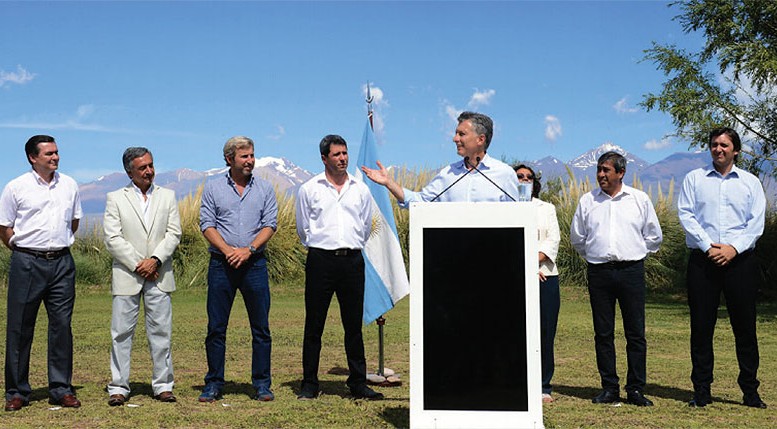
[78,144,773,215]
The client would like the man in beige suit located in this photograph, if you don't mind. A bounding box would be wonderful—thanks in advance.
[103,147,181,406]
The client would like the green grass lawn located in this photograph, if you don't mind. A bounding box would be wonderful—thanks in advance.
[1,283,775,428]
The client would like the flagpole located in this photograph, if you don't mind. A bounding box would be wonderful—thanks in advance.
[364,82,400,387]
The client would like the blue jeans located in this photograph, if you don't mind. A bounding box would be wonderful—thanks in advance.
[540,275,560,395]
[587,260,646,393]
[204,255,271,392]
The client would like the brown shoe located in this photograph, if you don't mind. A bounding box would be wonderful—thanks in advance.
[50,393,81,408]
[108,394,126,406]
[4,396,27,411]
[154,391,177,403]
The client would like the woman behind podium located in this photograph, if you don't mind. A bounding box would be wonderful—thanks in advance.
[514,164,561,404]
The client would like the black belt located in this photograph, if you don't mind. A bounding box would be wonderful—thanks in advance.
[311,247,361,257]
[14,247,70,260]
[589,259,642,269]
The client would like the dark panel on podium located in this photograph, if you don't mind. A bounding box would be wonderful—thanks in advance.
[422,227,527,411]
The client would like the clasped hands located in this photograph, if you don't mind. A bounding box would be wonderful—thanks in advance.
[135,258,160,281]
[707,243,737,267]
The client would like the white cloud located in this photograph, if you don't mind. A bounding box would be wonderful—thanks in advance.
[0,65,36,87]
[544,115,562,142]
[644,138,671,150]
[467,89,496,109]
[266,124,286,141]
[613,96,639,114]
[0,105,198,138]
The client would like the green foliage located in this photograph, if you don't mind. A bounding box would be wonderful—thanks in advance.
[642,0,777,177]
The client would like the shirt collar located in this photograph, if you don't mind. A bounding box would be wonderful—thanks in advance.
[30,169,59,186]
[131,181,154,197]
[593,183,632,199]
[704,163,741,178]
[226,171,255,187]
[454,153,494,172]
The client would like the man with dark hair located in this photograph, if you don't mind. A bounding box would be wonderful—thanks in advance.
[103,147,181,406]
[570,151,662,407]
[678,127,767,409]
[361,111,519,204]
[0,135,83,411]
[295,134,383,401]
[198,136,278,403]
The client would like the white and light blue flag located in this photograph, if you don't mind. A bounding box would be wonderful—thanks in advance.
[355,119,410,324]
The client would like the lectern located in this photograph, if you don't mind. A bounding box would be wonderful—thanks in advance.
[409,202,543,429]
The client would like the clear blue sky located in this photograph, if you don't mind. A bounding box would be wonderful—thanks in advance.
[0,1,704,185]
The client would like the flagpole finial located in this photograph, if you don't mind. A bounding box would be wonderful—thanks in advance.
[366,82,374,130]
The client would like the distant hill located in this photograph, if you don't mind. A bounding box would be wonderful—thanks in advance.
[78,147,775,216]
[80,157,312,214]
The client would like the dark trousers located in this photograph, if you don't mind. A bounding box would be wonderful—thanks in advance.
[5,251,76,402]
[587,260,647,393]
[204,255,272,392]
[687,249,760,395]
[302,248,366,391]
[540,275,560,394]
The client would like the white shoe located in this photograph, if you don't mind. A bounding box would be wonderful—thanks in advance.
[542,393,554,403]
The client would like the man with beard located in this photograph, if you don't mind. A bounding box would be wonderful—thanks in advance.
[198,136,278,403]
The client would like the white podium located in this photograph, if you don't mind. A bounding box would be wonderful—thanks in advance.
[409,202,543,429]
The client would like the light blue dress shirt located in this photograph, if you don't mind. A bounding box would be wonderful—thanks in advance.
[398,154,520,207]
[677,164,766,253]
[199,172,278,254]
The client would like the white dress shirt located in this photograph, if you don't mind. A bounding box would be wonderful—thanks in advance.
[570,184,662,264]
[132,182,154,226]
[296,172,373,250]
[677,164,765,253]
[0,170,83,250]
[398,154,520,206]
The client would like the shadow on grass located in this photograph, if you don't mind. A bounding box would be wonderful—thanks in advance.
[190,381,258,399]
[554,383,740,406]
[380,406,409,428]
[278,379,352,399]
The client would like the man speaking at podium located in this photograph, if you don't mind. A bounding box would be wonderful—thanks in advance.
[361,111,519,203]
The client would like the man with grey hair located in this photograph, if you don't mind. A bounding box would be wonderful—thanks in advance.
[361,111,520,204]
[198,136,278,403]
[104,147,181,406]
[570,151,662,407]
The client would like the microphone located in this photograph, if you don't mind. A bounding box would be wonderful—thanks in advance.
[429,156,476,202]
[464,156,517,202]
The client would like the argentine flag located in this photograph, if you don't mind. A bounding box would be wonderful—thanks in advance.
[355,119,410,324]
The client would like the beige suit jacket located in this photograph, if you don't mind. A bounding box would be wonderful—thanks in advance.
[103,184,181,296]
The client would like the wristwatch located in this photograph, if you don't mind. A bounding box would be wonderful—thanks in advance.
[249,245,258,255]
[151,256,162,268]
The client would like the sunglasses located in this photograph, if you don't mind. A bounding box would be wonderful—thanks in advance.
[516,174,534,180]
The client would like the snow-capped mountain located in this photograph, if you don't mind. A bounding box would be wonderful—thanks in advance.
[568,143,650,175]
[79,157,313,214]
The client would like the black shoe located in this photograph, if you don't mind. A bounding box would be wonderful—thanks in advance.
[592,390,619,404]
[743,393,767,409]
[689,387,712,408]
[688,398,711,407]
[626,390,654,407]
[350,385,384,400]
[297,388,319,401]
